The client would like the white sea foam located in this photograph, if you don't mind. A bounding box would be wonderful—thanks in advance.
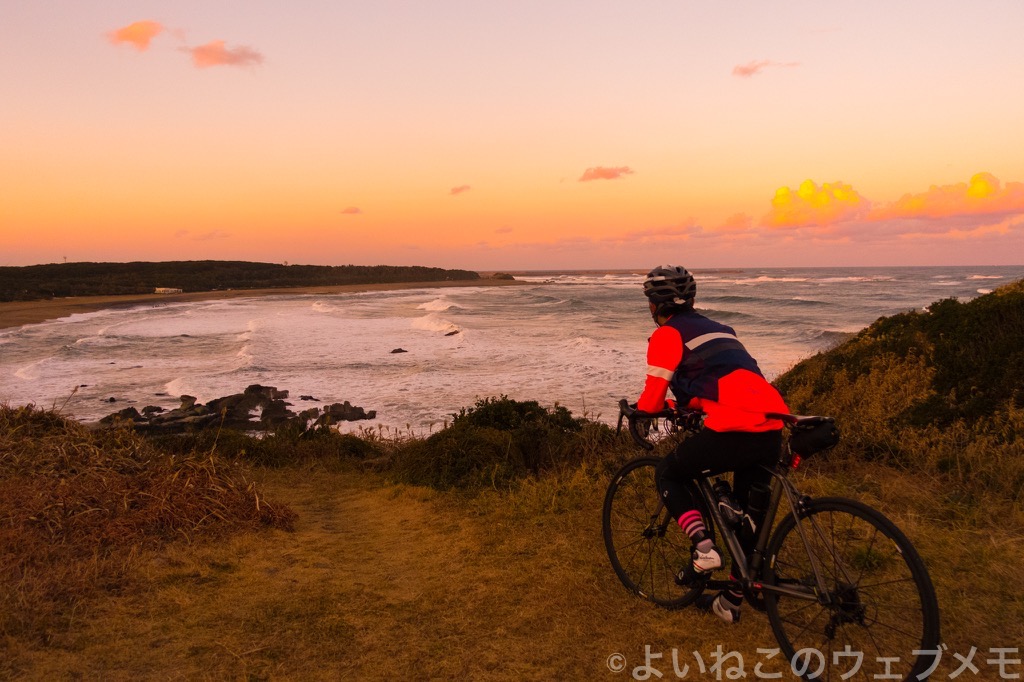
[0,266,1018,428]
[14,358,47,381]
[311,301,338,313]
[416,297,461,312]
[164,378,190,397]
[411,314,460,334]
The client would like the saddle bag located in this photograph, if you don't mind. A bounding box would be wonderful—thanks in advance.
[788,417,841,457]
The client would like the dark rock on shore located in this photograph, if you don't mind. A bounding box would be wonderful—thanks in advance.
[391,348,407,353]
[312,401,376,428]
[95,384,376,434]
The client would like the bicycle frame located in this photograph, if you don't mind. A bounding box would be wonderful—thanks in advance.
[616,402,853,605]
[690,461,842,605]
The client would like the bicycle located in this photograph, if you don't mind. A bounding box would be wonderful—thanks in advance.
[602,399,940,681]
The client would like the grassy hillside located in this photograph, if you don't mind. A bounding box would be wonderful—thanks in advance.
[4,403,1022,679]
[775,278,1024,503]
[4,281,1024,678]
[0,260,480,301]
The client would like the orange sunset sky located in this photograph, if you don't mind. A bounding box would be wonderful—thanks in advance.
[2,2,1024,270]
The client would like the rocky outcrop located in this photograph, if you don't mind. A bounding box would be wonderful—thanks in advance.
[313,401,376,428]
[97,384,375,434]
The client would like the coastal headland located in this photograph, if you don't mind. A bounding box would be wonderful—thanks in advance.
[0,278,524,331]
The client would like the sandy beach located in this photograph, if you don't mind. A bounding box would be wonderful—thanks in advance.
[0,279,524,331]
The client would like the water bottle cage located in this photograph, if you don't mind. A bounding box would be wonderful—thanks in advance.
[718,500,743,528]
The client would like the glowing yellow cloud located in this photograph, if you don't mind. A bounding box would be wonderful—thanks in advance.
[188,40,264,68]
[870,172,1024,220]
[107,21,164,51]
[765,180,868,228]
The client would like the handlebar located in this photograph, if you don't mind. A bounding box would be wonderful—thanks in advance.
[617,398,700,451]
[616,400,837,457]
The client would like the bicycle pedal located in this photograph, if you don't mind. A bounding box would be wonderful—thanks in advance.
[675,565,713,587]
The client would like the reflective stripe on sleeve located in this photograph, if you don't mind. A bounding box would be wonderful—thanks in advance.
[646,365,674,381]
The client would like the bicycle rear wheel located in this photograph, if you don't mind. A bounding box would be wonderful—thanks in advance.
[764,497,940,681]
[602,457,702,609]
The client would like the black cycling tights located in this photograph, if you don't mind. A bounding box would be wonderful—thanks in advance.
[655,428,782,544]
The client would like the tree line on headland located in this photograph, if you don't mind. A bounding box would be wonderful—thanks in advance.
[0,261,481,301]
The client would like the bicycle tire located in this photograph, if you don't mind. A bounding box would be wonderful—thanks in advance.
[602,457,703,609]
[764,497,940,681]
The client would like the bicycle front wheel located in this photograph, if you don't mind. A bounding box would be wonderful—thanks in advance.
[602,457,702,609]
[764,497,940,681]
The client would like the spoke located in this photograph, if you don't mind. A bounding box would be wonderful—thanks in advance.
[612,505,651,527]
[864,617,922,640]
[611,520,657,533]
[853,524,881,590]
[613,535,647,551]
[788,604,829,643]
[630,540,655,585]
[778,599,824,620]
[856,576,916,590]
[767,503,934,680]
[649,543,657,597]
[655,537,678,577]
[623,538,648,575]
[859,599,886,659]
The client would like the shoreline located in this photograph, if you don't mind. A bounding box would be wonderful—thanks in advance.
[0,279,525,331]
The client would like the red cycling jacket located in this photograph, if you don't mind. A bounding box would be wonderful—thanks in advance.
[637,309,787,432]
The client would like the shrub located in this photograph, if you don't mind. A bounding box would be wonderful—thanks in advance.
[774,278,1024,502]
[148,421,383,468]
[389,397,614,489]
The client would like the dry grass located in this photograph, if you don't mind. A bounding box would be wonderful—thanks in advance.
[0,405,295,659]
[4,457,1022,680]
[4,398,1023,680]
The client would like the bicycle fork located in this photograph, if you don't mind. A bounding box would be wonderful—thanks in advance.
[770,478,861,609]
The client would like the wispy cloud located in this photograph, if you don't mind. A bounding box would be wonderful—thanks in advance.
[340,207,363,215]
[732,60,800,78]
[107,20,164,51]
[186,40,263,69]
[193,230,231,241]
[450,185,472,196]
[719,213,754,232]
[579,166,634,182]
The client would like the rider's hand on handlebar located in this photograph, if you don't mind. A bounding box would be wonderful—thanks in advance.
[680,410,703,432]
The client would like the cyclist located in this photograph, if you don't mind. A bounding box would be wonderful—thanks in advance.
[636,265,788,623]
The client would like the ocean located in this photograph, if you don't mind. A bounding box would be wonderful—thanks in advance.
[1,266,1021,432]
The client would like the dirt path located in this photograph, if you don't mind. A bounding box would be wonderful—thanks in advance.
[16,468,783,680]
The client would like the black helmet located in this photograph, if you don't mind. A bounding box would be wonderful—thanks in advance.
[643,265,696,312]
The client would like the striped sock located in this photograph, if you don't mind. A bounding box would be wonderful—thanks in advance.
[678,509,709,546]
